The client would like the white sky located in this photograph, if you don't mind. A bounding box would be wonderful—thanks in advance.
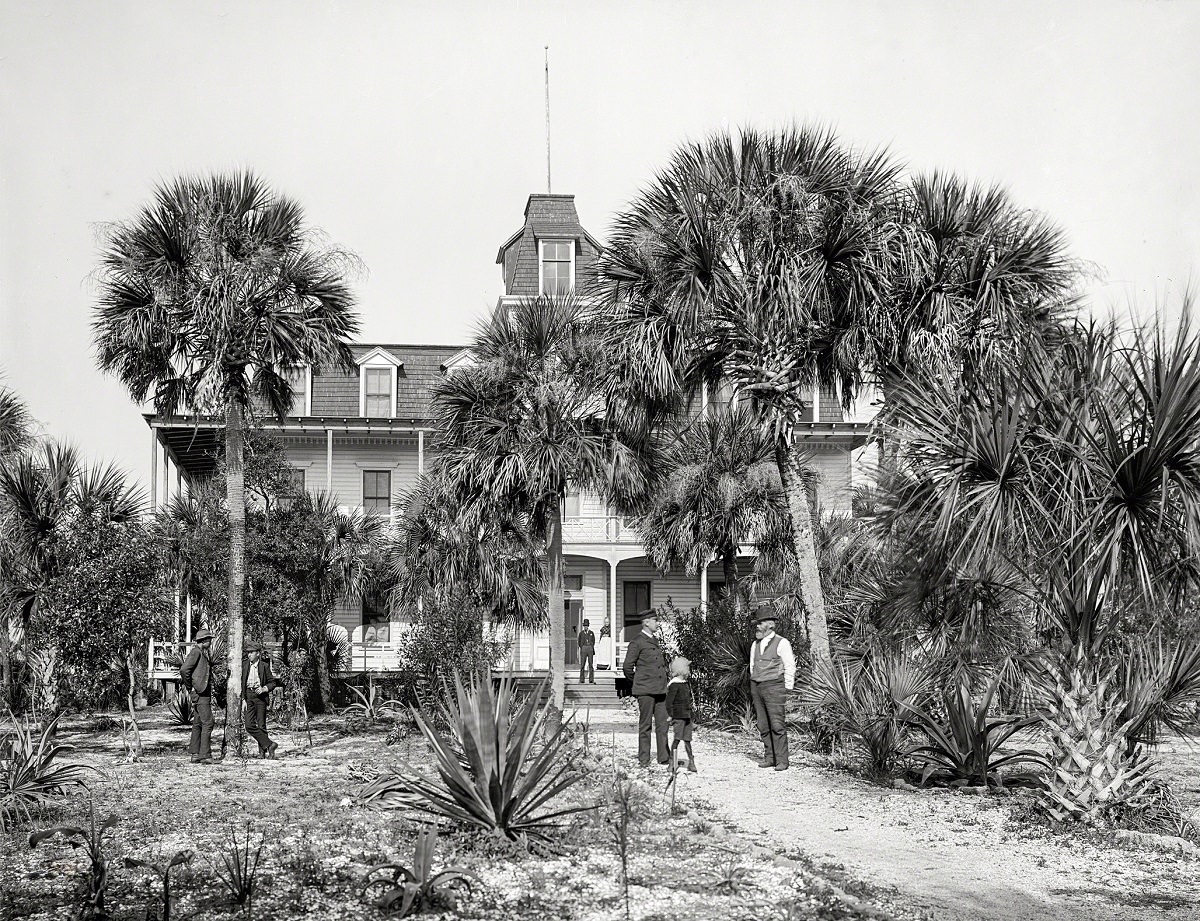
[2,1,1198,491]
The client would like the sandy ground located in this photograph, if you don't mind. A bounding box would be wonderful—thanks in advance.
[590,713,1200,921]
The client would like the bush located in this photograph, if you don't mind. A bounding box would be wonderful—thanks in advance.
[2,714,94,828]
[397,592,509,688]
[672,595,808,717]
[361,825,477,917]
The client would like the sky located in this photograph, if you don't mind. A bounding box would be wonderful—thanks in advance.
[2,0,1198,492]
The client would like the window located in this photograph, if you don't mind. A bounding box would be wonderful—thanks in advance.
[564,574,583,592]
[286,467,306,495]
[364,368,391,417]
[363,470,391,514]
[707,580,727,601]
[564,489,581,518]
[622,581,652,639]
[540,240,572,295]
[286,367,309,416]
[362,590,391,644]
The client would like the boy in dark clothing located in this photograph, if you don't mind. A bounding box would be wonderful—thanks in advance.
[666,656,697,773]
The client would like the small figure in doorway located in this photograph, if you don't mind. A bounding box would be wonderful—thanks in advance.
[666,656,697,773]
[577,618,597,684]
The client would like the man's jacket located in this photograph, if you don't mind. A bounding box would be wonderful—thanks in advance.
[241,656,281,699]
[622,630,668,696]
[180,644,212,696]
[577,629,596,652]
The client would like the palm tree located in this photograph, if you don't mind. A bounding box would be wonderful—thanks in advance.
[92,171,359,730]
[0,442,142,708]
[433,293,655,723]
[0,382,33,462]
[638,404,790,598]
[594,125,902,663]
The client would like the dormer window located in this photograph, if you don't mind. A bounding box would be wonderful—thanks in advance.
[540,240,573,295]
[356,347,402,417]
[286,366,311,416]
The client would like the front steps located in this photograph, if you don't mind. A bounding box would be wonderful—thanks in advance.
[496,670,627,711]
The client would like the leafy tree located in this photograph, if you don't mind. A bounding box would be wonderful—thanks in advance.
[431,294,655,723]
[93,171,359,730]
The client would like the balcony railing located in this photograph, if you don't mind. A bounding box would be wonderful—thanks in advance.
[562,515,640,543]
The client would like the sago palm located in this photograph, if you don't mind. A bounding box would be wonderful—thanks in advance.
[433,293,654,724]
[92,171,359,728]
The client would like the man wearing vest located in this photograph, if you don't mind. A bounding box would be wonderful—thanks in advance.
[577,619,596,684]
[749,604,796,771]
[179,628,217,764]
[622,609,671,767]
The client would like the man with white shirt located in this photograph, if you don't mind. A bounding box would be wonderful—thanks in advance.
[749,604,795,771]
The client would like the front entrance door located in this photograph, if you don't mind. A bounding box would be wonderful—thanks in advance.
[622,581,652,640]
[564,599,584,667]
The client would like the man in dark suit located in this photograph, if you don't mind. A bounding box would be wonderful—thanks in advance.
[241,641,281,758]
[577,619,596,684]
[179,628,217,764]
[622,609,670,767]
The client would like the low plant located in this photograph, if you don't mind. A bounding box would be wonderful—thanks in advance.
[166,694,193,727]
[2,713,94,828]
[705,849,750,896]
[607,775,635,921]
[901,673,1048,788]
[361,825,477,917]
[341,682,405,723]
[124,849,194,921]
[803,653,930,779]
[28,803,118,920]
[358,674,589,844]
[210,821,265,914]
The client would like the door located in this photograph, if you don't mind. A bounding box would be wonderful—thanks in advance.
[622,581,651,640]
[564,600,583,667]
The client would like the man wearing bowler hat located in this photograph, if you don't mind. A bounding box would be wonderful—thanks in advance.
[180,628,217,764]
[623,609,671,768]
[749,603,796,771]
[242,641,281,758]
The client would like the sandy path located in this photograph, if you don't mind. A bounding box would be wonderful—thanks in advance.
[591,715,1200,921]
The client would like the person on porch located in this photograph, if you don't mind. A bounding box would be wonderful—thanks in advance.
[577,619,596,684]
[623,609,670,768]
[749,604,796,771]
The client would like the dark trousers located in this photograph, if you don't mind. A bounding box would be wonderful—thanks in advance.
[579,650,595,682]
[751,678,788,767]
[636,693,669,765]
[244,694,271,752]
[188,694,214,759]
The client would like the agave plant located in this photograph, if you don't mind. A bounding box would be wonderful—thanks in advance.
[361,825,477,917]
[340,682,405,723]
[803,653,931,778]
[358,673,590,842]
[901,673,1047,788]
[166,693,193,728]
[2,713,93,828]
[29,804,119,920]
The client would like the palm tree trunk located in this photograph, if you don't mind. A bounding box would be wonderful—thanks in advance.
[774,440,831,665]
[547,496,566,727]
[721,544,739,594]
[224,398,246,745]
[313,614,332,712]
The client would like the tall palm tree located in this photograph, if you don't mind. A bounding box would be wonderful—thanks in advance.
[92,172,359,729]
[0,442,142,707]
[434,293,655,723]
[0,382,33,463]
[594,125,902,663]
[639,404,790,597]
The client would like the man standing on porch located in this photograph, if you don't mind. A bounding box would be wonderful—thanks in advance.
[749,604,796,771]
[623,609,670,767]
[577,619,596,684]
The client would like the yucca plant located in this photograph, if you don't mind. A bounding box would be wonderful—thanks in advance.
[358,673,590,842]
[29,803,118,920]
[901,672,1047,788]
[803,653,931,778]
[2,712,94,827]
[341,682,405,723]
[166,693,193,728]
[210,821,265,914]
[361,825,477,917]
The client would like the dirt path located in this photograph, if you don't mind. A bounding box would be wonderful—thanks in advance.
[593,715,1200,921]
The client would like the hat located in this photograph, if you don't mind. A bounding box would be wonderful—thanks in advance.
[193,628,213,642]
[752,605,779,625]
[245,640,264,653]
[639,608,660,622]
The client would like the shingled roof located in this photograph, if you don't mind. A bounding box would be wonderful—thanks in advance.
[307,344,463,420]
[496,193,603,296]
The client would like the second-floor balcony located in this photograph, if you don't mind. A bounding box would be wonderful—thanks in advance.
[561,515,641,544]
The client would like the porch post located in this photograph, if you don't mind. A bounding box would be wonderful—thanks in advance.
[185,594,193,642]
[326,429,333,492]
[149,430,158,510]
[162,449,170,510]
[176,464,182,502]
[700,561,709,608]
[609,558,619,668]
[418,430,425,475]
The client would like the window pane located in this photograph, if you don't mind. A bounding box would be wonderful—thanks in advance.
[363,470,391,512]
[366,368,390,396]
[288,468,305,494]
[366,395,390,417]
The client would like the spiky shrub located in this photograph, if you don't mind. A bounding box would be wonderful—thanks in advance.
[166,694,193,727]
[901,673,1047,788]
[29,804,118,920]
[803,653,930,779]
[210,822,264,913]
[341,683,405,723]
[2,713,93,828]
[358,674,590,842]
[1038,652,1155,825]
[124,850,193,921]
[361,825,477,917]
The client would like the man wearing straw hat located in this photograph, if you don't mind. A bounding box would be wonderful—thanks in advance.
[179,627,217,764]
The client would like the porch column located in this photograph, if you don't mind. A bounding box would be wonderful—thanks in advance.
[162,448,170,510]
[609,558,619,668]
[176,464,183,502]
[149,430,158,510]
[700,563,709,608]
[418,430,425,475]
[326,429,333,492]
